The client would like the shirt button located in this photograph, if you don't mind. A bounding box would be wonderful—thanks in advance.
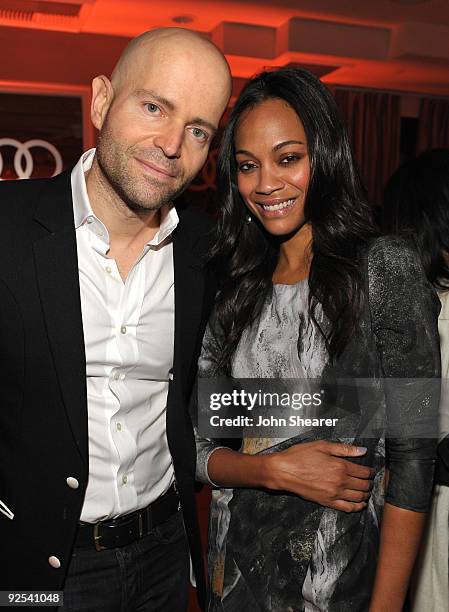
[48,556,61,569]
[120,326,127,334]
[66,477,79,489]
[122,475,128,485]
[112,371,120,381]
[117,423,122,431]
[105,266,112,274]
[86,216,94,224]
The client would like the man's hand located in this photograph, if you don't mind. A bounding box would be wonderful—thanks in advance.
[262,440,375,512]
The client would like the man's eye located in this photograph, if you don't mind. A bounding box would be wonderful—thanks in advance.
[191,127,208,141]
[145,103,161,114]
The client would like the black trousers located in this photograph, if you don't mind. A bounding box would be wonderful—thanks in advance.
[59,511,190,612]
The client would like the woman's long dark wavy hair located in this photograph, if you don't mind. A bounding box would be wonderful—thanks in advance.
[382,148,449,289]
[210,68,377,374]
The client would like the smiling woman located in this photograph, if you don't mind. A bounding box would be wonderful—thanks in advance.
[213,68,378,367]
[235,98,309,238]
[194,68,441,611]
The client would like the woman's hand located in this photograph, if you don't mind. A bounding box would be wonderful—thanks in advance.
[207,440,375,512]
[263,440,375,512]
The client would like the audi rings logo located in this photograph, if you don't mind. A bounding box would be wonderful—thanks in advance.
[0,138,63,180]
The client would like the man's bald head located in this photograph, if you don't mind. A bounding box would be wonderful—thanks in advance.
[89,27,231,214]
[111,28,231,99]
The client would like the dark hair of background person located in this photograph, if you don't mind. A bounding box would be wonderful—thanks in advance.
[209,67,378,374]
[382,148,449,290]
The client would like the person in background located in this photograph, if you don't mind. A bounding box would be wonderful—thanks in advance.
[194,68,441,611]
[0,28,231,612]
[383,148,449,612]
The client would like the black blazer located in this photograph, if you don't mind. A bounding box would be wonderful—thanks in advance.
[0,171,215,608]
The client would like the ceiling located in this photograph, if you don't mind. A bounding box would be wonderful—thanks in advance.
[2,0,449,96]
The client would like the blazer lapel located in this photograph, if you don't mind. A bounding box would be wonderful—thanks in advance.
[32,172,88,465]
[172,229,205,392]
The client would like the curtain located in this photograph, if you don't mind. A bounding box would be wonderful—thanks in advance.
[333,89,401,207]
[417,98,449,153]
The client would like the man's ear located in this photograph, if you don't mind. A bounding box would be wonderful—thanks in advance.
[91,75,114,130]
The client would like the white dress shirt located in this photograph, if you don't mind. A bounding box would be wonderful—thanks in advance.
[71,149,178,523]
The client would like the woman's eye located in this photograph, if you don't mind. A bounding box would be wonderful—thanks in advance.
[238,162,256,173]
[145,103,161,115]
[280,154,299,164]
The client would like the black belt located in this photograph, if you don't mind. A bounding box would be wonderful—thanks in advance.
[76,484,180,551]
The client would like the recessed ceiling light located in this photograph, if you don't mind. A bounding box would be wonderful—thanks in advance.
[172,15,194,24]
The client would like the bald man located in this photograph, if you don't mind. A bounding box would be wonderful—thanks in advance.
[0,28,231,611]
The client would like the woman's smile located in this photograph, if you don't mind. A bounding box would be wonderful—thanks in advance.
[254,197,297,216]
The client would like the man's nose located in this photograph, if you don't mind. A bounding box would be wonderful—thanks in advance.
[153,126,184,159]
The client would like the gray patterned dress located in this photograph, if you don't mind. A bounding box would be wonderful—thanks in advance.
[195,236,440,612]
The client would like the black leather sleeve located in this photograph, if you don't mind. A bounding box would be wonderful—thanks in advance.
[367,236,441,512]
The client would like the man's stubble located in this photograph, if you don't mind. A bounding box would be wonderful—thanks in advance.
[96,117,193,215]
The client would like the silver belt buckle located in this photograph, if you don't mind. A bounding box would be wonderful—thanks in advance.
[93,523,106,552]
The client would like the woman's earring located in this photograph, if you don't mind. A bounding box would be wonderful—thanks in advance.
[245,214,252,224]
